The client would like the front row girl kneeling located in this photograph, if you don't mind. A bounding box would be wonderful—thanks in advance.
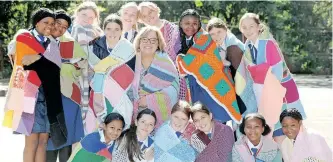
[69,105,331,162]
[69,109,156,162]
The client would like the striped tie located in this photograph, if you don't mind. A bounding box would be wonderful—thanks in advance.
[248,44,257,64]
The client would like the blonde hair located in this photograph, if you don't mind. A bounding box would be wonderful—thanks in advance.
[239,13,263,32]
[75,1,100,25]
[133,26,166,53]
[138,2,161,23]
[119,2,139,30]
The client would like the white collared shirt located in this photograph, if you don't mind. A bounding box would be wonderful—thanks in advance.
[248,38,259,49]
[98,128,114,146]
[32,29,47,43]
[247,135,263,155]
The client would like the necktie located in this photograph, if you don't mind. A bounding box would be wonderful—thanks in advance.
[251,148,258,156]
[248,44,257,64]
[186,39,191,46]
[207,133,212,139]
[124,32,128,39]
[175,131,182,137]
[138,141,148,151]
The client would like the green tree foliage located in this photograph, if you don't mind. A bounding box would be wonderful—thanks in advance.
[0,0,331,77]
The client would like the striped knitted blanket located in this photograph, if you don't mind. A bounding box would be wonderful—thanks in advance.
[161,20,188,101]
[85,39,135,133]
[176,32,242,123]
[191,121,234,162]
[71,24,103,127]
[3,31,61,135]
[132,51,179,127]
[154,121,197,162]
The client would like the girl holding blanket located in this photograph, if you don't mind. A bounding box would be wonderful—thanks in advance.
[138,2,185,100]
[46,10,86,162]
[113,109,156,162]
[190,102,234,162]
[87,14,136,133]
[68,113,125,162]
[237,13,305,138]
[232,113,282,162]
[277,108,332,162]
[176,9,242,124]
[132,26,179,127]
[3,8,66,162]
[154,100,197,162]
[207,17,247,116]
[71,2,103,130]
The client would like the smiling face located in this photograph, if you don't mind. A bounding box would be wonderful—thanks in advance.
[121,6,138,30]
[36,17,55,36]
[76,8,96,26]
[240,17,260,42]
[136,114,156,138]
[180,15,200,37]
[209,27,227,46]
[104,22,122,42]
[170,111,189,132]
[192,111,213,133]
[140,6,159,26]
[51,19,69,38]
[244,118,264,145]
[139,30,159,55]
[282,117,302,140]
[103,119,123,142]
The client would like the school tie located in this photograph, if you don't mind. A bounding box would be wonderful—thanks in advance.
[207,133,212,139]
[251,148,258,156]
[186,39,191,46]
[248,44,257,64]
[124,32,128,39]
[138,141,148,151]
[175,131,182,138]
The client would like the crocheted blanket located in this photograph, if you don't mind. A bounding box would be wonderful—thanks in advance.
[176,32,241,123]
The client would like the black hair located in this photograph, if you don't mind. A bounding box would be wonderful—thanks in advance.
[31,8,55,28]
[55,9,72,28]
[239,113,271,136]
[103,14,123,30]
[103,113,125,129]
[177,9,202,55]
[123,109,157,162]
[279,108,303,123]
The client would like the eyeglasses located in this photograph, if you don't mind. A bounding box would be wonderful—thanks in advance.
[140,37,158,44]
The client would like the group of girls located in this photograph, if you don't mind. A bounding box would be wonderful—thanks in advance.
[3,1,331,162]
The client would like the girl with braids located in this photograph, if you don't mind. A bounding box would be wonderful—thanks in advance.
[277,108,331,162]
[138,2,185,100]
[176,9,242,125]
[68,113,125,162]
[113,109,156,162]
[232,113,282,162]
[237,13,305,138]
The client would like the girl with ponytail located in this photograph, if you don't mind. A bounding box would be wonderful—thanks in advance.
[232,113,282,161]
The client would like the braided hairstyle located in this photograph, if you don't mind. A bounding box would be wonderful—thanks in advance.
[279,108,303,123]
[177,9,202,55]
